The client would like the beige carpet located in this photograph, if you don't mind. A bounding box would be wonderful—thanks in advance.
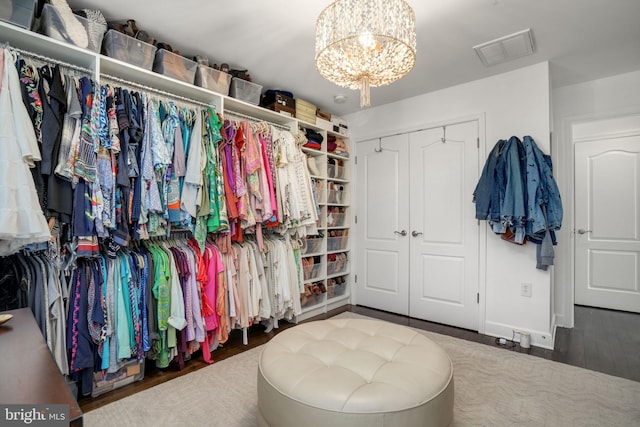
[84,312,640,426]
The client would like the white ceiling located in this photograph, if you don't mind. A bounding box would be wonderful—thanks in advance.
[67,0,640,117]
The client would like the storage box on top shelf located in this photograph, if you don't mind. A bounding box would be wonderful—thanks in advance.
[193,55,208,65]
[0,0,36,29]
[229,77,262,105]
[195,65,232,95]
[41,4,106,52]
[261,90,295,109]
[317,110,331,121]
[153,48,197,84]
[331,115,349,136]
[103,29,157,70]
[264,102,295,118]
[315,117,333,133]
[296,98,317,124]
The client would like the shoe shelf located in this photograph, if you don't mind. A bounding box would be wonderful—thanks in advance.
[301,286,326,312]
[302,256,324,282]
[297,121,352,321]
[327,275,349,299]
[327,230,349,252]
[327,252,349,276]
[326,208,348,228]
[301,237,324,256]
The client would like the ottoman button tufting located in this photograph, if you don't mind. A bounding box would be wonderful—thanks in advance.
[257,318,454,427]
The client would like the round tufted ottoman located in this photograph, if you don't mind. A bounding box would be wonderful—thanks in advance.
[257,318,454,427]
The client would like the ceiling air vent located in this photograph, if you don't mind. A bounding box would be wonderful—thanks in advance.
[473,28,535,67]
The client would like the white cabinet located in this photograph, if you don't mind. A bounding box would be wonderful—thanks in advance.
[299,121,352,320]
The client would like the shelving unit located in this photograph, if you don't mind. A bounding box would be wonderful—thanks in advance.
[299,120,352,321]
[0,19,351,320]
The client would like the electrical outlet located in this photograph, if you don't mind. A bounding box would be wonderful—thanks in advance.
[521,282,532,297]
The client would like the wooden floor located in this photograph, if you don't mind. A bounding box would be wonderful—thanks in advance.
[553,305,640,382]
[352,304,640,383]
[78,306,349,413]
[78,304,640,412]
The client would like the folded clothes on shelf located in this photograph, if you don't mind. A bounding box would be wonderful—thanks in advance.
[303,141,321,150]
[327,134,348,156]
[305,128,324,143]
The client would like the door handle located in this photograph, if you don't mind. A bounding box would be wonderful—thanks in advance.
[577,229,592,235]
[394,230,407,236]
[412,231,423,237]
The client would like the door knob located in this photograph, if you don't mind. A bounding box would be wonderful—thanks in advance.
[412,231,423,237]
[394,230,407,236]
[577,229,592,235]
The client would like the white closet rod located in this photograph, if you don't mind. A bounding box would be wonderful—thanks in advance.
[370,120,477,145]
[100,73,214,109]
[6,45,93,74]
[224,110,291,131]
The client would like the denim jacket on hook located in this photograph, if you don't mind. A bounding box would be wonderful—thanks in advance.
[473,136,562,244]
[491,136,528,243]
[473,139,505,220]
[523,135,563,240]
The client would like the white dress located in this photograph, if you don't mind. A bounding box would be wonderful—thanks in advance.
[0,49,51,256]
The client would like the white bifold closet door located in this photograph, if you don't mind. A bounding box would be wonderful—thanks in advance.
[355,134,411,315]
[356,120,480,330]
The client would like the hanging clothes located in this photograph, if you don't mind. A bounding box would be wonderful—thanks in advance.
[473,135,563,269]
[0,49,51,255]
[270,126,318,236]
[0,251,68,375]
[1,46,319,398]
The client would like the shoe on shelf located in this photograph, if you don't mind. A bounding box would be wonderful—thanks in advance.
[307,156,320,176]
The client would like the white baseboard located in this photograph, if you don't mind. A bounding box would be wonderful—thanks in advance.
[484,320,555,350]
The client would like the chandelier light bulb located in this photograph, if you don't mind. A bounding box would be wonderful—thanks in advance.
[358,31,376,49]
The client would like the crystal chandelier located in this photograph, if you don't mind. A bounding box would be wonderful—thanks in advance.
[315,0,417,108]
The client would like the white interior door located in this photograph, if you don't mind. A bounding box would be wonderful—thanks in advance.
[355,135,410,315]
[408,121,480,330]
[574,115,640,313]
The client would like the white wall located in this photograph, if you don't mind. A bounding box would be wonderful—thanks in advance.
[346,62,555,348]
[552,69,640,328]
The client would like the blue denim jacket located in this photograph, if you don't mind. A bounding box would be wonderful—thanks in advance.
[474,136,562,244]
[523,135,563,239]
[491,136,528,243]
[473,139,506,220]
